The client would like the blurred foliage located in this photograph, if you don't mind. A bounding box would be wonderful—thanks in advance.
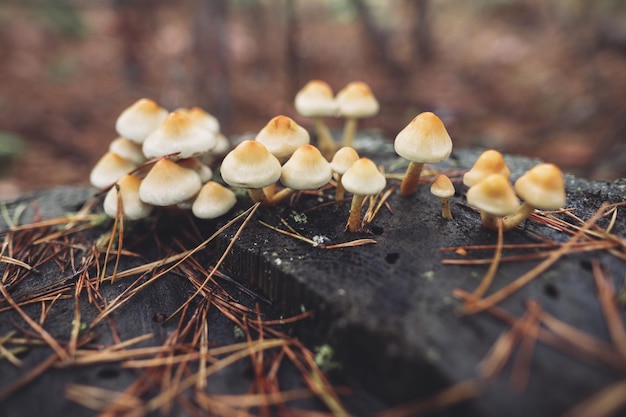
[29,0,85,38]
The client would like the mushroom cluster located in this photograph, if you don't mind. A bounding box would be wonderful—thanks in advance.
[90,98,236,220]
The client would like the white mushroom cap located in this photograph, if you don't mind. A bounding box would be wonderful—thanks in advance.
[192,181,237,219]
[394,112,453,164]
[90,152,138,188]
[177,157,213,183]
[220,140,282,189]
[115,98,168,144]
[138,159,202,206]
[255,115,310,159]
[330,147,359,175]
[280,145,332,190]
[467,174,520,217]
[109,137,147,165]
[463,149,511,187]
[294,80,338,118]
[341,157,386,196]
[335,81,379,118]
[142,111,217,160]
[176,106,220,134]
[514,163,566,210]
[103,174,153,220]
[430,174,455,199]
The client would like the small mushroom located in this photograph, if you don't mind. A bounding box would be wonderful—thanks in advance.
[219,140,282,203]
[466,174,520,229]
[192,181,237,219]
[142,111,217,160]
[176,106,220,135]
[103,174,153,220]
[115,98,168,144]
[109,137,147,165]
[502,163,566,230]
[255,115,310,162]
[463,149,511,187]
[294,80,338,159]
[177,157,213,183]
[394,112,452,197]
[336,81,379,148]
[90,152,138,189]
[138,159,202,206]
[430,174,455,220]
[329,146,359,204]
[341,157,386,232]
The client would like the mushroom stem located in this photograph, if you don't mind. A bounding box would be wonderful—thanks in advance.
[400,161,425,196]
[265,187,296,206]
[247,188,266,203]
[263,183,277,200]
[480,211,500,230]
[347,194,365,232]
[342,117,358,148]
[313,117,336,160]
[335,174,346,204]
[440,198,453,220]
[501,202,535,231]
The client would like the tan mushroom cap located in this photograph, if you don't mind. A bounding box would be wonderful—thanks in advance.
[176,106,220,134]
[463,149,511,187]
[192,181,237,219]
[330,147,359,175]
[177,157,213,183]
[341,157,386,196]
[109,137,147,165]
[280,145,332,190]
[142,111,217,160]
[115,98,168,144]
[394,112,453,164]
[255,115,310,159]
[138,159,202,206]
[430,174,455,199]
[335,81,379,118]
[467,174,520,217]
[219,140,281,189]
[103,174,153,220]
[294,80,338,118]
[514,163,566,210]
[90,152,138,188]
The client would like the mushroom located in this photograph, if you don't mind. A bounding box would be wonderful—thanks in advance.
[143,111,216,160]
[138,159,202,206]
[463,149,511,187]
[335,81,379,148]
[430,174,455,220]
[103,174,153,220]
[89,151,138,189]
[177,157,213,183]
[269,144,332,205]
[219,140,282,203]
[176,106,220,135]
[192,181,237,219]
[466,174,520,229]
[329,146,359,204]
[294,80,338,159]
[255,115,310,162]
[109,137,147,165]
[502,163,566,230]
[394,112,453,197]
[341,157,386,232]
[115,98,168,144]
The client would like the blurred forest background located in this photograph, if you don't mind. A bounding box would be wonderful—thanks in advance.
[0,0,625,200]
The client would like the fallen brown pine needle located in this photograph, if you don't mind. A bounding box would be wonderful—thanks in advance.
[561,378,626,417]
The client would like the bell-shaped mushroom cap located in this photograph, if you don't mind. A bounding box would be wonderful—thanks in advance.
[220,140,282,189]
[115,98,168,144]
[514,163,566,210]
[109,137,147,165]
[177,157,213,183]
[335,81,379,118]
[212,132,231,155]
[430,174,455,199]
[394,112,453,164]
[341,157,386,196]
[255,115,310,159]
[103,174,153,220]
[330,146,359,175]
[90,152,138,188]
[294,80,337,118]
[139,159,202,206]
[176,106,220,134]
[192,181,237,219]
[463,149,511,187]
[142,111,217,160]
[280,145,332,190]
[467,174,520,217]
